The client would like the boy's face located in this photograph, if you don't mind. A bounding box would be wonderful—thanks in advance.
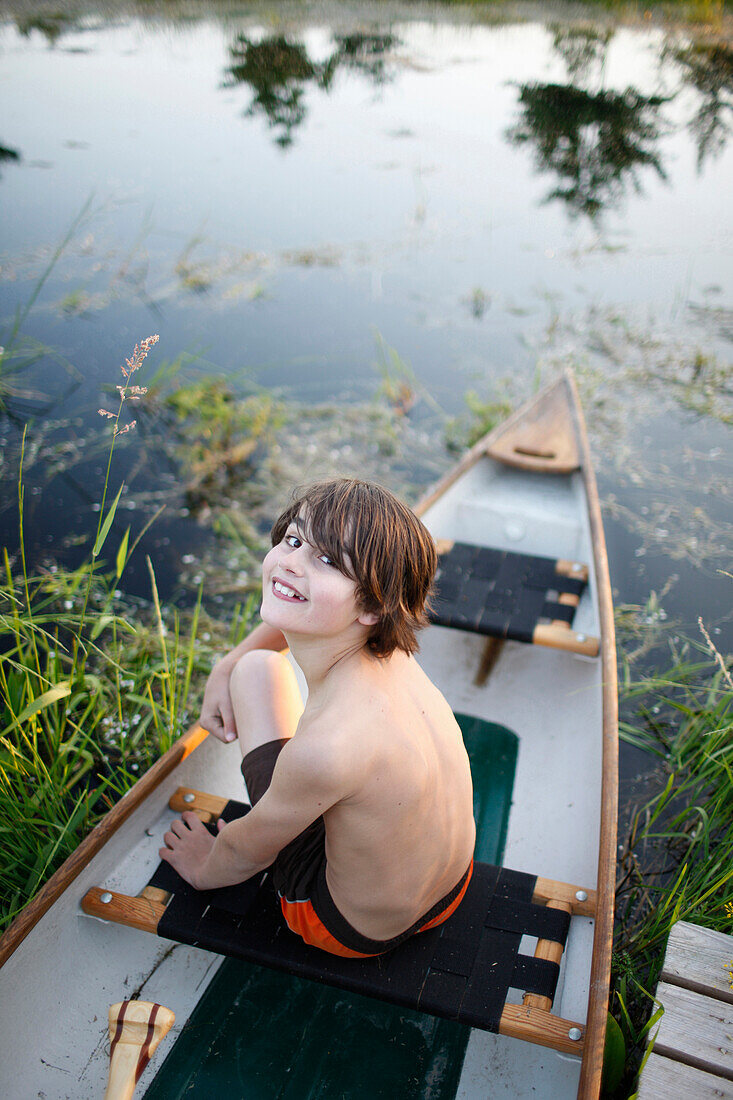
[260,513,378,641]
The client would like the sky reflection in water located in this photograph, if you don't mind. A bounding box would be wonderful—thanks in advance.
[1,4,731,649]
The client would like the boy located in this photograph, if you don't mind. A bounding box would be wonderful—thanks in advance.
[161,478,475,958]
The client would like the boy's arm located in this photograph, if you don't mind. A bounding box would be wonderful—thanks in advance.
[199,620,287,743]
[160,733,347,890]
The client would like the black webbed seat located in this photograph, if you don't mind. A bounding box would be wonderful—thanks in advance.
[429,540,597,656]
[84,794,592,1054]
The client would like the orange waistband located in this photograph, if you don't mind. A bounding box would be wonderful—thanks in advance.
[280,860,474,958]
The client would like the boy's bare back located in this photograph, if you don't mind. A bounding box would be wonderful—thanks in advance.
[274,648,475,940]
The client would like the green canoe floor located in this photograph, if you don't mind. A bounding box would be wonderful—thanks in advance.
[145,715,518,1100]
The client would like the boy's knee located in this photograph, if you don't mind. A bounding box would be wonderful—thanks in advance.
[229,648,290,690]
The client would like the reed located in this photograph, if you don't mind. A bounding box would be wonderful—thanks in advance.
[0,337,258,931]
[612,630,733,1093]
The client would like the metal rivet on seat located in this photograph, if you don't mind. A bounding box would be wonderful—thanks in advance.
[576,634,586,643]
[568,1027,582,1041]
[572,562,582,572]
[183,793,195,803]
[575,890,588,902]
[100,892,112,904]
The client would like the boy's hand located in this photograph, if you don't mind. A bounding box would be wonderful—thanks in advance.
[159,813,225,889]
[199,657,238,744]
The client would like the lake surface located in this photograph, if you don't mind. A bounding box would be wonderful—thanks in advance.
[2,2,731,719]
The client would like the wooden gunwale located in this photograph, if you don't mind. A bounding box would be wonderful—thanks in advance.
[0,723,208,968]
[566,369,619,1100]
[414,370,618,1100]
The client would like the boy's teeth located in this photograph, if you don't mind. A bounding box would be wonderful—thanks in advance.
[274,581,304,600]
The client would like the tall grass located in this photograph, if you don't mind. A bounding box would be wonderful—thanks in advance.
[612,633,733,1094]
[0,337,258,933]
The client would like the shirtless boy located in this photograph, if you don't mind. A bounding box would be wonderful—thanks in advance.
[161,478,476,958]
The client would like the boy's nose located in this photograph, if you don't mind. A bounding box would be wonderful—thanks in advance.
[281,551,304,574]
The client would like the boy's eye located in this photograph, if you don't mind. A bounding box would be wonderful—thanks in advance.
[285,534,302,548]
[319,554,335,567]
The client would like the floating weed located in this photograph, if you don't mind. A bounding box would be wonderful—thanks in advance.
[534,302,733,569]
[615,579,679,671]
[464,287,491,320]
[373,333,418,417]
[282,247,341,268]
[175,261,212,294]
[686,0,725,31]
[445,384,516,453]
[58,288,94,316]
[162,377,284,499]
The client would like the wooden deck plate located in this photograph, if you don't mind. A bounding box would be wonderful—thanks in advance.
[485,376,580,474]
[661,921,733,1006]
[652,981,733,1081]
[637,1052,733,1100]
[638,921,733,1097]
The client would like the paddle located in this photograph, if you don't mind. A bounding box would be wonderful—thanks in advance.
[104,1000,175,1100]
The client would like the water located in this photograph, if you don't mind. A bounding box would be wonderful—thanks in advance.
[1,4,731,778]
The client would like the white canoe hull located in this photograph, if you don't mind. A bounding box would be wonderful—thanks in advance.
[0,372,616,1099]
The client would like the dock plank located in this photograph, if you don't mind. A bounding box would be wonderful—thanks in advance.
[662,921,733,1006]
[653,981,733,1080]
[637,1053,733,1100]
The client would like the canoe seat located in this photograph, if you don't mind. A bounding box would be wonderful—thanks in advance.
[431,540,598,657]
[83,790,596,1057]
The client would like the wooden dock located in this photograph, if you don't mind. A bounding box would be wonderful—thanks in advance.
[637,920,733,1099]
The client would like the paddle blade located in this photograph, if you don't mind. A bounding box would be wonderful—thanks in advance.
[104,1000,175,1100]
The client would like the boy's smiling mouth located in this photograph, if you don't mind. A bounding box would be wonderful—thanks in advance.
[272,579,306,601]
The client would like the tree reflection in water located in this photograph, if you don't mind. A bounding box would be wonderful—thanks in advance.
[668,41,733,169]
[508,25,667,219]
[15,14,77,46]
[224,32,397,147]
[550,24,613,84]
[0,144,21,169]
[508,84,667,218]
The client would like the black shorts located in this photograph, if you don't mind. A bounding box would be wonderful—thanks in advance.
[241,738,473,956]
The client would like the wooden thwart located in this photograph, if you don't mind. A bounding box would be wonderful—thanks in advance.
[432,540,598,657]
[81,886,586,1056]
[523,900,573,1012]
[168,786,227,822]
[82,787,596,1059]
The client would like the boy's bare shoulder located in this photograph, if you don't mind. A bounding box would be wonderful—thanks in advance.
[293,687,378,778]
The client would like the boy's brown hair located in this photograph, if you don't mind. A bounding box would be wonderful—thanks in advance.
[271,479,437,658]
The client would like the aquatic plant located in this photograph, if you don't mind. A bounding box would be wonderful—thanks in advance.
[160,377,285,501]
[374,333,418,416]
[444,386,515,452]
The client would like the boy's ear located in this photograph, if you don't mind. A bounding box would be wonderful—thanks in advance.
[358,609,380,628]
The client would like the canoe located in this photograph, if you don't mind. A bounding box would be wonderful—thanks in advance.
[0,370,617,1099]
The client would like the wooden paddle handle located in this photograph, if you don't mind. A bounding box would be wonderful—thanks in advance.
[104,1000,175,1100]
